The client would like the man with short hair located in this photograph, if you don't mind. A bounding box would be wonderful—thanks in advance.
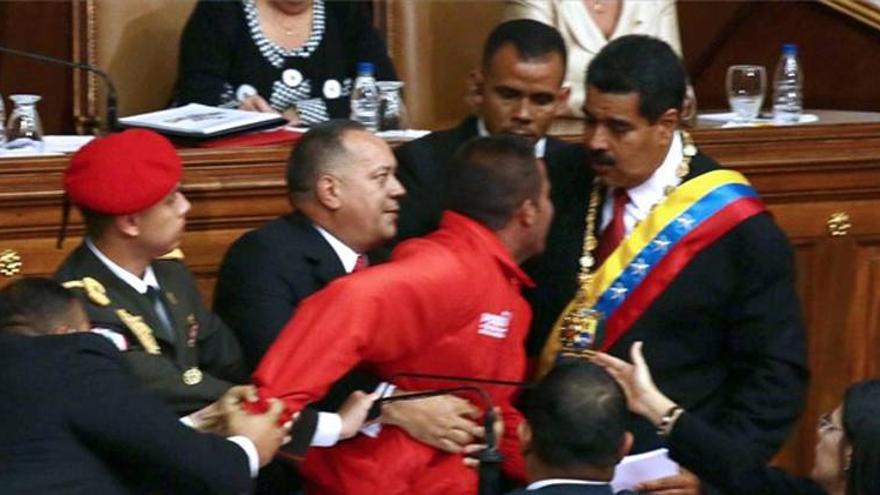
[529,35,808,492]
[55,129,249,416]
[0,277,290,494]
[0,277,90,336]
[215,120,405,370]
[253,135,554,494]
[394,18,579,241]
[509,361,635,495]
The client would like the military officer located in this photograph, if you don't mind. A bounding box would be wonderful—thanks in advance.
[56,129,248,416]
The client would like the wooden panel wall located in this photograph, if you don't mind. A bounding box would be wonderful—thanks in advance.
[0,1,74,134]
[679,0,880,112]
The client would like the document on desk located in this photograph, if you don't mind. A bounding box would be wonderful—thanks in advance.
[610,448,679,491]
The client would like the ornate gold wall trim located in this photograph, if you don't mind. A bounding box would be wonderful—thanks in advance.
[821,0,880,32]
[71,0,99,134]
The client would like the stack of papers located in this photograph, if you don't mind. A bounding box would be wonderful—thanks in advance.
[118,103,287,139]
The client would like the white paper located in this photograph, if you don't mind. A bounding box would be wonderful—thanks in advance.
[699,112,819,127]
[610,448,680,491]
[118,103,284,136]
[44,135,95,153]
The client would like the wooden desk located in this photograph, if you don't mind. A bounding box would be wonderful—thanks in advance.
[2,110,879,476]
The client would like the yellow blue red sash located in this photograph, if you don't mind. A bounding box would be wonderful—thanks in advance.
[541,170,767,368]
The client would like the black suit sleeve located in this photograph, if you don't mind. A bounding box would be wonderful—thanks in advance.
[65,334,252,495]
[718,215,809,460]
[215,234,306,370]
[175,0,240,106]
[669,413,826,495]
[394,142,444,241]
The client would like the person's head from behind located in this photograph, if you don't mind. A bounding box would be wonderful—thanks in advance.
[0,277,90,336]
[445,135,553,263]
[584,34,687,189]
[287,119,405,253]
[471,19,569,144]
[812,379,880,495]
[65,129,190,260]
[520,360,632,482]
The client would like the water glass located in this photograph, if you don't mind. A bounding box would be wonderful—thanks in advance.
[726,65,766,122]
[6,94,44,152]
[376,81,407,131]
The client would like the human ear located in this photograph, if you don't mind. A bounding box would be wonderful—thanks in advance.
[315,174,342,210]
[115,214,140,237]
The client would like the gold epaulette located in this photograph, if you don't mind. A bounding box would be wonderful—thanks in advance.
[116,309,161,355]
[157,248,185,261]
[62,276,111,306]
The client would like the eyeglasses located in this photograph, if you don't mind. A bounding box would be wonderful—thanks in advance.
[818,412,843,434]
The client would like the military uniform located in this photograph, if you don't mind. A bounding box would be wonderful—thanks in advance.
[57,129,247,416]
[57,243,247,415]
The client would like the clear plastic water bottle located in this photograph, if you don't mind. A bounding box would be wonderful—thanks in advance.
[350,62,379,131]
[772,43,803,124]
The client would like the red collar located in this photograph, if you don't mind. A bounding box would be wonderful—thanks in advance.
[439,211,535,289]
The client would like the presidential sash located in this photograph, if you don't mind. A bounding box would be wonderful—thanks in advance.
[539,169,767,374]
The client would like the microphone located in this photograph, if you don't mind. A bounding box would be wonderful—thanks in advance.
[0,45,118,131]
[377,372,533,495]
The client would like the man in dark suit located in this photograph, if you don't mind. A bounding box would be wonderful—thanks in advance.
[394,19,583,241]
[0,277,289,494]
[508,361,635,495]
[529,35,808,493]
[215,120,405,371]
[55,129,248,417]
[214,121,485,492]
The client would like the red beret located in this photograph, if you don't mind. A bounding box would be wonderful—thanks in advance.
[64,129,182,215]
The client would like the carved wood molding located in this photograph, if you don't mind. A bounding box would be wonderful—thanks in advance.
[821,0,880,32]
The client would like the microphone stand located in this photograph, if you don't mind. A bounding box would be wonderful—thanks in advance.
[0,45,118,132]
[378,372,532,495]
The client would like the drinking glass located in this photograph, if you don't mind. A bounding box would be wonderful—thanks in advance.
[376,81,407,131]
[6,94,44,152]
[726,65,766,122]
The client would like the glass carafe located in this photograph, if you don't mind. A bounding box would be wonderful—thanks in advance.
[6,94,44,152]
[376,81,407,131]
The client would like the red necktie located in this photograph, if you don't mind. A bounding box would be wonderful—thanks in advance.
[353,254,368,272]
[595,188,630,265]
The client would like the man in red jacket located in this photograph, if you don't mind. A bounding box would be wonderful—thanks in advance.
[254,135,554,494]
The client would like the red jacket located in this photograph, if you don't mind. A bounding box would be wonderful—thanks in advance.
[254,211,533,495]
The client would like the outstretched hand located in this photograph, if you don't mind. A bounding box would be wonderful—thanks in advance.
[592,342,676,425]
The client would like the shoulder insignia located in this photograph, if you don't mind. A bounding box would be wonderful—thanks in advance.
[63,277,111,307]
[116,309,161,355]
[157,248,185,261]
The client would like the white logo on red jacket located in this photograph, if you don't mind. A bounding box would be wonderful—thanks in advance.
[477,311,512,339]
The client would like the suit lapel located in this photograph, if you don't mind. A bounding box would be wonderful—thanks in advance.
[287,215,347,286]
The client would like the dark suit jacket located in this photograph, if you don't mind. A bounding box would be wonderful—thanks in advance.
[56,243,248,416]
[215,214,348,370]
[0,332,251,494]
[214,214,379,407]
[666,413,827,495]
[507,482,631,494]
[394,115,586,241]
[524,152,809,460]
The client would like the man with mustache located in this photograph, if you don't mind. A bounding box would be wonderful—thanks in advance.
[394,19,581,242]
[527,35,808,493]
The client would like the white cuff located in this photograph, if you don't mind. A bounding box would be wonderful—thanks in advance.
[227,435,260,478]
[361,382,396,438]
[311,412,342,447]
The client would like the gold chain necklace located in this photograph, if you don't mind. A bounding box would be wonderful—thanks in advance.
[557,130,697,358]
